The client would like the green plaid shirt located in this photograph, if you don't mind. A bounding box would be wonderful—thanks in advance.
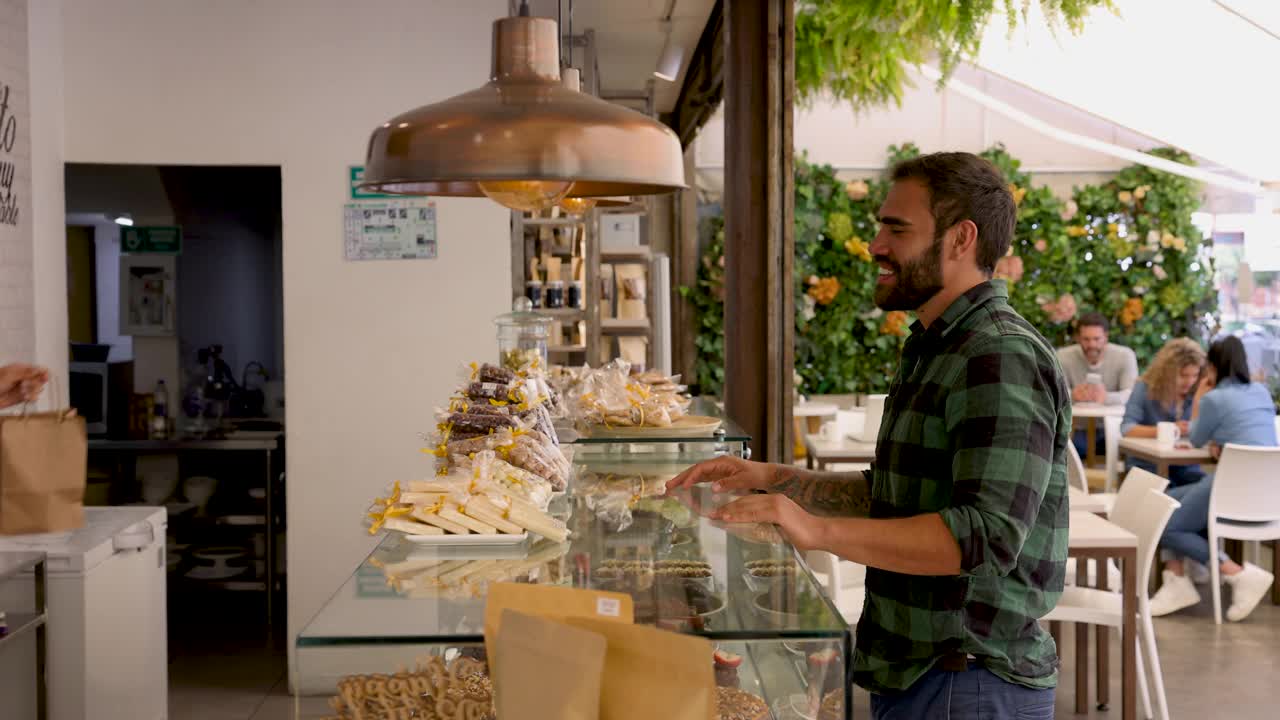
[854,280,1071,695]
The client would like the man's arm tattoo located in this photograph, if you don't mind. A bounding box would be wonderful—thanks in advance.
[772,466,871,517]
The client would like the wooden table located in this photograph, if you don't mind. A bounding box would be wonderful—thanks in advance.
[1118,436,1213,478]
[793,403,839,460]
[1068,510,1139,720]
[802,433,877,470]
[1072,403,1125,467]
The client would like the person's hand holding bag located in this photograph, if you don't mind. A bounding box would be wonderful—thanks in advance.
[0,364,49,409]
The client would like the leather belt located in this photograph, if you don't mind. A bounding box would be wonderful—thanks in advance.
[937,651,977,672]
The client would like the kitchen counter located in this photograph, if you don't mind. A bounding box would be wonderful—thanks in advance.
[88,434,281,451]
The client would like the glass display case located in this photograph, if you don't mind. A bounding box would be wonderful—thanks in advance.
[561,397,754,459]
[295,451,852,720]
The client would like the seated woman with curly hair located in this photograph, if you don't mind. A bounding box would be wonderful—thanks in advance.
[1121,337,1207,487]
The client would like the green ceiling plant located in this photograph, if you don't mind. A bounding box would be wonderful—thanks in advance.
[795,0,1115,110]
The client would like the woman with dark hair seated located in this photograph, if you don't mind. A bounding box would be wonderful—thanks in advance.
[1149,336,1278,620]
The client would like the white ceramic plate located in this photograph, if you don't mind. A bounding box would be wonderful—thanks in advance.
[586,415,723,439]
[401,531,530,547]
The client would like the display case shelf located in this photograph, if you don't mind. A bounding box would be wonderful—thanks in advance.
[295,440,850,718]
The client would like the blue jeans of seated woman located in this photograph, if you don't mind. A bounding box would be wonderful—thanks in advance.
[871,664,1055,720]
[1160,476,1227,567]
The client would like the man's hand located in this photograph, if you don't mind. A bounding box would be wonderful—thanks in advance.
[1072,384,1104,403]
[1208,441,1222,460]
[1176,420,1191,436]
[665,456,775,494]
[0,364,50,410]
[709,493,827,552]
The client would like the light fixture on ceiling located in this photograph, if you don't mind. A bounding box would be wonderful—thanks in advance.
[654,19,684,82]
[359,1,685,212]
[113,214,134,227]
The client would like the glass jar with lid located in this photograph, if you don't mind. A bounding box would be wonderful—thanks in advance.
[494,297,553,371]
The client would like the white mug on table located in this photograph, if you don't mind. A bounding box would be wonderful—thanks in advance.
[1156,421,1181,448]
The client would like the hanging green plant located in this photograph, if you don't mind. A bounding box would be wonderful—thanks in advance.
[795,1,1115,111]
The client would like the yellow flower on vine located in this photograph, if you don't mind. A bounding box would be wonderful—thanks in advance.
[1007,183,1027,206]
[844,237,872,261]
[1066,225,1088,238]
[1118,190,1134,204]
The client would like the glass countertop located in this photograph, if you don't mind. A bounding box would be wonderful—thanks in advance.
[562,397,751,445]
[297,456,845,648]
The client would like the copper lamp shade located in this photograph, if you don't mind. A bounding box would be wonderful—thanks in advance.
[360,15,686,199]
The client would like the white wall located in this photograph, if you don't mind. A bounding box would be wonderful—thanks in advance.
[27,0,67,390]
[58,0,509,672]
[0,0,37,371]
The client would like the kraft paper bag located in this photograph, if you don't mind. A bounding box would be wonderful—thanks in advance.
[494,610,605,720]
[483,582,633,674]
[0,408,87,534]
[566,617,716,720]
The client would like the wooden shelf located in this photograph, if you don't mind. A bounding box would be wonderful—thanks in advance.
[548,345,588,354]
[522,217,582,227]
[537,308,585,318]
[601,319,651,336]
[601,247,651,263]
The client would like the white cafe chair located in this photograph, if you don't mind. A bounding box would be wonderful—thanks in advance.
[1207,444,1280,624]
[1065,468,1168,589]
[1067,443,1090,494]
[806,551,866,624]
[1047,489,1181,720]
[1104,415,1124,492]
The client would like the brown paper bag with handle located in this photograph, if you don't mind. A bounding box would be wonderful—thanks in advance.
[494,610,605,720]
[483,582,633,673]
[0,393,87,534]
[566,617,716,720]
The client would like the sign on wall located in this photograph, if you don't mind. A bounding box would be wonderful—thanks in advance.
[121,225,183,254]
[343,200,438,261]
[344,166,437,261]
[0,0,35,361]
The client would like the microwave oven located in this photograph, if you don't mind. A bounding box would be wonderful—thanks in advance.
[69,361,132,436]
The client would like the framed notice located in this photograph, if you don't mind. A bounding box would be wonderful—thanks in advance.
[343,200,437,261]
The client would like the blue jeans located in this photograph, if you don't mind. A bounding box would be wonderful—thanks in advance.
[871,665,1055,719]
[1160,476,1227,567]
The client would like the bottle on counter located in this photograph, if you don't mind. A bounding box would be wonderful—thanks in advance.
[152,380,169,439]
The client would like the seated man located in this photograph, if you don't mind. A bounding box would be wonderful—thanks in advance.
[1057,312,1138,458]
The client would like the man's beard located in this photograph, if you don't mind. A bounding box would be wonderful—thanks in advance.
[874,237,944,311]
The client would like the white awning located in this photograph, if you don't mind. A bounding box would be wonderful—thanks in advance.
[975,0,1280,183]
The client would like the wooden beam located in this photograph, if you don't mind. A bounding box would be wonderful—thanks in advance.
[722,0,794,462]
[663,0,724,146]
[672,147,699,386]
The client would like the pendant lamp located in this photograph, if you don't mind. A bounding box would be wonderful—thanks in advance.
[359,5,685,212]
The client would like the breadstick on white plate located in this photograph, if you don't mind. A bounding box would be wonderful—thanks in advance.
[439,505,497,535]
[382,518,444,536]
[411,506,470,535]
[400,492,448,505]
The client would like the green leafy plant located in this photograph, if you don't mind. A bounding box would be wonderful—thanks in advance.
[679,216,726,395]
[795,1,1114,111]
[683,144,1217,395]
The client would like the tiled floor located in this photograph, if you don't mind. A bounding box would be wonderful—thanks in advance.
[171,589,1280,720]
